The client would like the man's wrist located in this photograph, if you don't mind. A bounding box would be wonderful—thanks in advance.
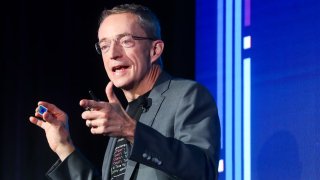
[125,120,137,144]
[56,143,75,161]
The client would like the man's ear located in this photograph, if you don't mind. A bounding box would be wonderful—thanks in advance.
[150,40,164,63]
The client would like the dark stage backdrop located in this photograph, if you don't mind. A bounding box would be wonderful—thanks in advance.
[0,0,195,179]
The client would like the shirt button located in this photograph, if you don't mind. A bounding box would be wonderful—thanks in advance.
[152,157,157,163]
[142,153,148,158]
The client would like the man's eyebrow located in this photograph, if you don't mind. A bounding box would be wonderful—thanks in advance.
[98,38,109,44]
[98,33,131,44]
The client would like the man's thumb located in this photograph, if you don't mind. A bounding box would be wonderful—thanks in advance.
[105,81,120,104]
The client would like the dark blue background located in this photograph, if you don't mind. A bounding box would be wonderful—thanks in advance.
[251,0,320,179]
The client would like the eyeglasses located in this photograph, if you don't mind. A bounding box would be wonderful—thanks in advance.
[95,34,156,55]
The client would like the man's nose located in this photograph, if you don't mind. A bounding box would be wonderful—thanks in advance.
[108,42,122,59]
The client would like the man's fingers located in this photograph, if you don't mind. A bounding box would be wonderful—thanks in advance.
[42,111,57,123]
[90,124,123,136]
[86,120,92,127]
[85,118,108,128]
[79,99,104,110]
[34,109,54,123]
[29,116,45,130]
[105,81,120,104]
[88,118,125,136]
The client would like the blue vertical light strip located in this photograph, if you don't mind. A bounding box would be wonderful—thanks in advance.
[243,0,251,179]
[243,58,251,180]
[197,0,251,179]
[234,0,242,179]
[217,0,224,149]
[225,0,233,179]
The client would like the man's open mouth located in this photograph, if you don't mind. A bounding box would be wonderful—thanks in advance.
[112,65,130,72]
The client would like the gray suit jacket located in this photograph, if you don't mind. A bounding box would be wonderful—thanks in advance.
[47,72,220,180]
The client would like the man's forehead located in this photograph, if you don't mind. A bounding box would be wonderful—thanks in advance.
[98,14,145,40]
[102,13,138,27]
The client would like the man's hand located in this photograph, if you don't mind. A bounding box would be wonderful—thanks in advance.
[79,81,136,143]
[29,101,75,161]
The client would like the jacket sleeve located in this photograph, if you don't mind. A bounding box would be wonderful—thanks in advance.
[129,83,221,180]
[46,150,101,180]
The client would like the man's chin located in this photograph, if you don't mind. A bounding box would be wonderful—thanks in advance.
[112,81,133,91]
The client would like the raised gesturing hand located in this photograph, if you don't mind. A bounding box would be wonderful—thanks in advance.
[79,81,136,143]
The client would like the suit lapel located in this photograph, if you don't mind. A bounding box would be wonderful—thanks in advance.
[124,72,171,180]
[123,96,165,180]
[102,137,117,180]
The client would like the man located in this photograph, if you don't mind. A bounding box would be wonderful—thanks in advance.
[29,4,220,180]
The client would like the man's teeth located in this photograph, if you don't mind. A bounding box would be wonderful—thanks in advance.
[113,66,128,72]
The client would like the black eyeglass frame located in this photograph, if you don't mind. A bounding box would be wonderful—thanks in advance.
[95,34,156,55]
